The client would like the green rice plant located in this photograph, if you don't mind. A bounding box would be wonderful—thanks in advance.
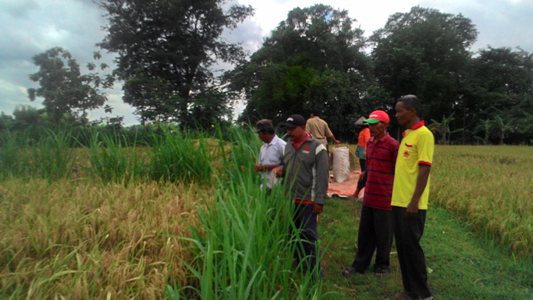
[149,129,212,184]
[0,131,28,179]
[170,177,322,299]
[215,125,261,182]
[31,128,74,180]
[168,127,321,299]
[88,131,146,184]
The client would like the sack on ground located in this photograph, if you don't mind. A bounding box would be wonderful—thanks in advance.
[332,146,350,183]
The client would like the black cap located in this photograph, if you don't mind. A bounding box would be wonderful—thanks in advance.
[255,119,274,133]
[282,114,306,128]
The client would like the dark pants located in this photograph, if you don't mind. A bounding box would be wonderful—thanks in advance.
[392,206,432,299]
[293,204,319,272]
[352,206,393,272]
[359,158,367,172]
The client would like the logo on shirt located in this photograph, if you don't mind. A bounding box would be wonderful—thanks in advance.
[302,144,311,154]
[403,150,410,158]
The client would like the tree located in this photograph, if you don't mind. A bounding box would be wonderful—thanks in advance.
[428,112,462,144]
[97,0,253,125]
[28,47,107,123]
[228,4,375,139]
[372,7,477,123]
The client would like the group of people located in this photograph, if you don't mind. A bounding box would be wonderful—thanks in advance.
[254,95,435,300]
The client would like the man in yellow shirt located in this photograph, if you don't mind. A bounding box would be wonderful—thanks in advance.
[392,95,434,300]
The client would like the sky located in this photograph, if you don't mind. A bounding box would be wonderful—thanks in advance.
[1,0,532,125]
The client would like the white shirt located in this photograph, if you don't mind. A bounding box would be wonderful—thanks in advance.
[258,135,286,189]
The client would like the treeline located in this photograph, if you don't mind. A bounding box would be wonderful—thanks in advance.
[230,5,533,144]
[3,2,533,144]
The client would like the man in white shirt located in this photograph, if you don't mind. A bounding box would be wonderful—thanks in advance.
[255,119,287,191]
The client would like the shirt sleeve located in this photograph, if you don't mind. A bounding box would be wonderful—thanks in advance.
[417,131,435,166]
[363,129,371,149]
[314,143,329,205]
[325,123,333,138]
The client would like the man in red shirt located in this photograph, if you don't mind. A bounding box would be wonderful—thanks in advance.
[343,110,399,276]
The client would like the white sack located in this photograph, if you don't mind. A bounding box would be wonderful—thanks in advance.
[332,146,350,183]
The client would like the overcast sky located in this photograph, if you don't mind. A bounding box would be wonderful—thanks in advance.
[1,0,532,125]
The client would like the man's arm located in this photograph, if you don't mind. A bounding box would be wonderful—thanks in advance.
[255,163,281,172]
[313,144,329,213]
[325,124,341,144]
[406,165,431,217]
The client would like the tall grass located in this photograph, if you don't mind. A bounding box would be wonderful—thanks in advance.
[168,127,322,299]
[88,131,146,184]
[0,125,325,298]
[0,131,27,179]
[150,129,212,184]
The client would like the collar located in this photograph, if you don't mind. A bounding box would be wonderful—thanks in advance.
[371,133,389,143]
[265,135,278,146]
[291,132,311,150]
[402,120,425,137]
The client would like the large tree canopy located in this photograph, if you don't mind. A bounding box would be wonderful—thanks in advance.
[465,47,533,143]
[372,6,477,121]
[98,0,253,126]
[28,47,107,123]
[228,4,378,138]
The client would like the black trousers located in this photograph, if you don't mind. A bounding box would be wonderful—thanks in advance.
[293,204,319,271]
[392,206,432,299]
[359,158,367,172]
[352,206,393,272]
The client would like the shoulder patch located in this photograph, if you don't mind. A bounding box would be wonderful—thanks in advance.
[315,144,327,154]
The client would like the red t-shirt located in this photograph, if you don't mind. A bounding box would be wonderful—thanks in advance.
[362,134,399,210]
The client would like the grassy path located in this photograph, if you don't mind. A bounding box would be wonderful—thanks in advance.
[319,198,533,299]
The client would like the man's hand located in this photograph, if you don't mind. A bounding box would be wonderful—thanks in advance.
[313,203,324,214]
[255,163,262,173]
[406,200,419,218]
[352,188,361,199]
[334,139,341,144]
[272,166,283,177]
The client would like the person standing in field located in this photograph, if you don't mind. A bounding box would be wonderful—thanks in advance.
[392,95,435,300]
[306,113,341,146]
[273,114,329,277]
[355,121,371,172]
[343,110,399,276]
[255,119,286,192]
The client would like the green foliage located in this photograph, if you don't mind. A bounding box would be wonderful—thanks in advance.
[0,132,27,179]
[228,4,376,140]
[429,113,463,144]
[28,47,107,123]
[149,130,212,184]
[170,127,321,299]
[98,0,253,125]
[31,129,75,180]
[88,131,146,184]
[372,6,477,121]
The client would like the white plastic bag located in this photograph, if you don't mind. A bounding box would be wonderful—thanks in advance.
[332,146,350,183]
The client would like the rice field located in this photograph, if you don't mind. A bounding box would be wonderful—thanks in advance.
[0,127,321,299]
[431,145,533,259]
[0,127,531,298]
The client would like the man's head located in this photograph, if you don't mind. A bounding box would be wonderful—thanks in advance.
[256,119,275,143]
[364,110,389,137]
[395,94,421,127]
[283,114,307,140]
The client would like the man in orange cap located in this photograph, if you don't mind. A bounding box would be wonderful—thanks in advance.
[343,110,399,276]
